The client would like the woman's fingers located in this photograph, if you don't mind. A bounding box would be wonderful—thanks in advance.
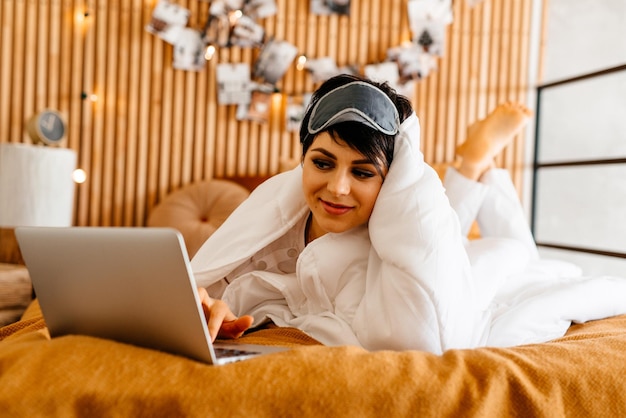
[197,287,253,341]
[218,315,254,340]
[206,299,231,341]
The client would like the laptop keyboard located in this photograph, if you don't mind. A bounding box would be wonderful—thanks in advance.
[214,347,261,359]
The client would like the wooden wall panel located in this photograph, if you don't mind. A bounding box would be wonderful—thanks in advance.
[0,0,540,228]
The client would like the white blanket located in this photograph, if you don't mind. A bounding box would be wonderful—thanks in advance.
[192,113,626,353]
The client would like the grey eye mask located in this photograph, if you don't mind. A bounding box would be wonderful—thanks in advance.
[307,81,400,136]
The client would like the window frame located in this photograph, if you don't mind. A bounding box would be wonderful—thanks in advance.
[531,63,626,260]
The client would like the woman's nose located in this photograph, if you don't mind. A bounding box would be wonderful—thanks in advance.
[328,171,350,196]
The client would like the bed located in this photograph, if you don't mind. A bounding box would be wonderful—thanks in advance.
[1,301,626,416]
[2,178,626,416]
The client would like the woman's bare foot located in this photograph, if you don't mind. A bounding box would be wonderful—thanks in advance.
[456,102,532,180]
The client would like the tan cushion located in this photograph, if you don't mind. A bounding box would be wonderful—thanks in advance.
[0,228,25,265]
[147,180,250,258]
[0,263,32,325]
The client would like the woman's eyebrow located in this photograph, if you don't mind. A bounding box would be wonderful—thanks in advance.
[352,159,375,166]
[310,148,374,166]
[310,148,336,159]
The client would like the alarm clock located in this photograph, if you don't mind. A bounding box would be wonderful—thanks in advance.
[26,109,66,146]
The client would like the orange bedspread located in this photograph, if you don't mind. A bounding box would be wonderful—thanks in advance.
[2,301,626,417]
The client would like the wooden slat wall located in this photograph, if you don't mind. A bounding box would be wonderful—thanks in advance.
[0,0,540,228]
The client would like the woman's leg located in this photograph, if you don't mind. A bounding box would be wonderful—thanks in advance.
[443,167,488,237]
[476,169,539,260]
[443,102,538,308]
[444,101,538,258]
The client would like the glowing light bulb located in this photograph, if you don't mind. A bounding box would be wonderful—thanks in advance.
[272,92,283,108]
[229,10,242,24]
[72,169,87,184]
[76,10,90,24]
[204,45,216,61]
[296,55,307,71]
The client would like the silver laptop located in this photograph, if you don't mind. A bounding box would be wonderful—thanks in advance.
[15,226,288,365]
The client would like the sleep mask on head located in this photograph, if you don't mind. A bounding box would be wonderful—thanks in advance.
[307,81,400,136]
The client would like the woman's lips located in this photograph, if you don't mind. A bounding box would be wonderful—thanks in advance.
[320,199,353,215]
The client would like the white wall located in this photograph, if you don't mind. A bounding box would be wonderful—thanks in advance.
[543,0,626,82]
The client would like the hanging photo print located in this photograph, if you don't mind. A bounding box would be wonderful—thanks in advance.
[304,57,341,83]
[230,15,266,47]
[311,0,351,16]
[304,57,359,84]
[216,63,252,105]
[285,94,312,132]
[237,88,273,122]
[144,0,455,125]
[203,0,276,47]
[253,39,298,85]
[145,0,190,45]
[204,14,231,47]
[243,0,278,19]
[407,0,452,56]
[364,62,400,87]
[173,28,206,71]
[387,43,438,81]
[204,0,243,47]
[364,61,416,101]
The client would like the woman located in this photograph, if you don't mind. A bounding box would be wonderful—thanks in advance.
[192,75,626,353]
[192,74,478,353]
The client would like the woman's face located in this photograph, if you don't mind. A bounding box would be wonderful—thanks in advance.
[302,131,387,242]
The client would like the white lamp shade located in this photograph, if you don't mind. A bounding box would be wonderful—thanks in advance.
[0,143,77,227]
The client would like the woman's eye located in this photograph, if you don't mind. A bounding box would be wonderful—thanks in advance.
[312,159,333,170]
[352,168,376,179]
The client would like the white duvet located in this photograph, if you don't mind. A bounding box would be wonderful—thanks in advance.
[191,113,626,353]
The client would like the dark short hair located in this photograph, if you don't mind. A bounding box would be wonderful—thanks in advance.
[299,74,413,176]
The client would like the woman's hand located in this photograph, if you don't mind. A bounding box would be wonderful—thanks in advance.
[197,287,254,342]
